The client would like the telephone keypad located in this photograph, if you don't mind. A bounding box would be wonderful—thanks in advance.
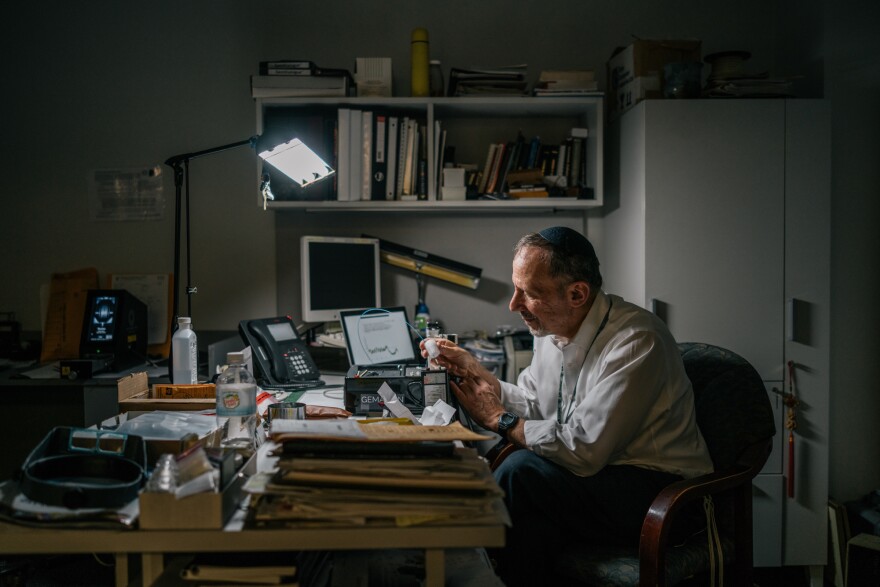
[284,349,313,377]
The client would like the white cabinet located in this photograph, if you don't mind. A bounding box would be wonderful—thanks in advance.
[594,99,830,570]
[255,96,604,212]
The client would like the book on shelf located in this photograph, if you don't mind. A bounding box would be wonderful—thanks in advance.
[349,109,363,200]
[336,108,351,201]
[509,185,549,198]
[259,59,316,71]
[396,117,410,199]
[385,116,399,200]
[534,68,599,95]
[259,63,350,77]
[370,114,388,200]
[477,143,499,195]
[417,123,428,199]
[250,73,351,98]
[496,133,525,195]
[360,111,373,201]
[401,119,417,197]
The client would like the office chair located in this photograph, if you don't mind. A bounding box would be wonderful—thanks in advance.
[491,342,776,587]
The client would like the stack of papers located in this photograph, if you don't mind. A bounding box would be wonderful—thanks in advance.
[533,69,600,96]
[703,74,795,98]
[447,64,529,96]
[243,420,506,529]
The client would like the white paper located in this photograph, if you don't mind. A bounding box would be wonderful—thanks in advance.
[418,399,456,425]
[377,382,419,423]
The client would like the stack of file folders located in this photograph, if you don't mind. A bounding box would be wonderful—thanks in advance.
[447,64,529,96]
[244,419,508,529]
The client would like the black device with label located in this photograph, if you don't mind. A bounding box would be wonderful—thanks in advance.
[239,316,323,389]
[343,364,448,416]
[78,289,147,373]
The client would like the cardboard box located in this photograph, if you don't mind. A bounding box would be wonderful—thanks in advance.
[846,533,880,586]
[139,453,256,530]
[119,390,216,413]
[607,39,701,120]
[151,383,216,399]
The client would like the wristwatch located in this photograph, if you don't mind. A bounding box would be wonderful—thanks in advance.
[497,411,520,440]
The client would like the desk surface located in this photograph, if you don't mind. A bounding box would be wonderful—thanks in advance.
[0,373,506,587]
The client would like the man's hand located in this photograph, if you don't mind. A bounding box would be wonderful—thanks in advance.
[450,374,505,431]
[419,338,484,379]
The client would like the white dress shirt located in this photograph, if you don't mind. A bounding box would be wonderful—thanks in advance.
[499,290,713,479]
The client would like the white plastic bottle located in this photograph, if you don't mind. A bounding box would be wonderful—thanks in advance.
[215,352,258,450]
[171,317,198,384]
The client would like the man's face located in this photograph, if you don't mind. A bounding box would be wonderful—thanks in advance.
[508,246,581,338]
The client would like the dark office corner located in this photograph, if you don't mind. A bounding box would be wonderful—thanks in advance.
[0,554,119,586]
[678,565,813,587]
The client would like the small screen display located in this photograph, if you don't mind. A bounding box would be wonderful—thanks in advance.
[341,308,416,366]
[266,321,297,341]
[86,295,118,343]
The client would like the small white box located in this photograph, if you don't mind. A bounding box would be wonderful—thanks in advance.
[442,167,466,188]
[355,58,392,97]
[441,186,467,201]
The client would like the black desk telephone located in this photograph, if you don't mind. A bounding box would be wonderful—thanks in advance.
[239,316,324,389]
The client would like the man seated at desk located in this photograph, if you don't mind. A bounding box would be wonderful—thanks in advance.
[421,226,712,586]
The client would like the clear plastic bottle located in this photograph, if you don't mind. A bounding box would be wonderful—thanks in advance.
[171,317,198,384]
[215,352,258,450]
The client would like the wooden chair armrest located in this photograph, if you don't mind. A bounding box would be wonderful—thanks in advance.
[638,438,772,587]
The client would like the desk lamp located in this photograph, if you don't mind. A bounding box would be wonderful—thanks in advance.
[164,135,333,360]
[366,236,482,329]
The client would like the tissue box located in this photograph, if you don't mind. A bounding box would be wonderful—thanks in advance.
[138,453,255,530]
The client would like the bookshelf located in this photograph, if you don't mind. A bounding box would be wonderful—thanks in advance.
[255,96,604,213]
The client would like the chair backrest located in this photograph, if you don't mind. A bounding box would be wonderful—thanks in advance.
[678,342,776,472]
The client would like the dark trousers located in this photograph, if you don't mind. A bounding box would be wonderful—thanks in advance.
[492,450,682,586]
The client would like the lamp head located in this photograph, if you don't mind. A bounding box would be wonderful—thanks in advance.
[258,138,335,188]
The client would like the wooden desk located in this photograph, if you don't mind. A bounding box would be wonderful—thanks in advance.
[0,516,505,586]
[0,377,506,586]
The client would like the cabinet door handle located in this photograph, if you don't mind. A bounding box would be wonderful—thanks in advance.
[650,298,669,324]
[786,298,812,344]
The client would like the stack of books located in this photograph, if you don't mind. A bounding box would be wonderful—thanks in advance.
[244,419,505,529]
[251,60,354,98]
[533,69,599,96]
[336,109,430,201]
[447,64,529,96]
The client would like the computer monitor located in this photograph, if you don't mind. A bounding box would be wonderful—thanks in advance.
[300,236,381,324]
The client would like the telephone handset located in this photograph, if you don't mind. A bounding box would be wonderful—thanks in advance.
[238,316,323,388]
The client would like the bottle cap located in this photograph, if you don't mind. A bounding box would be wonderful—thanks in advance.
[430,59,441,65]
[411,27,428,42]
[425,338,440,359]
[226,351,245,364]
[178,316,191,325]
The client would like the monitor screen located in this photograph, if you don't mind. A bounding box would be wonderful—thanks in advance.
[85,293,119,343]
[339,306,418,367]
[300,236,381,323]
